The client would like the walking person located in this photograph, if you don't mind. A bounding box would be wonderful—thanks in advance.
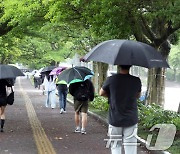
[57,83,68,114]
[99,65,141,154]
[42,73,56,109]
[69,79,94,134]
[0,79,13,132]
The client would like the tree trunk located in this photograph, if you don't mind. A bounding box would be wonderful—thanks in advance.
[145,40,170,107]
[146,68,166,107]
[92,62,99,93]
[97,62,108,92]
[92,62,108,93]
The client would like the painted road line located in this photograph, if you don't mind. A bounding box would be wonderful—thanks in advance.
[18,78,56,154]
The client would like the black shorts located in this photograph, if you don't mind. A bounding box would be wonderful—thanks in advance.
[74,100,88,113]
[0,97,7,107]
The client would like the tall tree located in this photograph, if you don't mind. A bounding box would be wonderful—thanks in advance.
[44,0,180,106]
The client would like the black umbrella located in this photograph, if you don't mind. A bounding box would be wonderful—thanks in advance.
[41,66,56,74]
[0,64,24,79]
[56,66,94,85]
[83,39,169,68]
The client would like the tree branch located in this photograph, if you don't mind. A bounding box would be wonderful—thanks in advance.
[140,15,157,41]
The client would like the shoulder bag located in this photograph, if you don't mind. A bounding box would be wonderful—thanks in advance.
[7,86,14,105]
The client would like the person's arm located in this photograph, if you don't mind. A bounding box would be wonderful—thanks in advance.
[99,88,108,97]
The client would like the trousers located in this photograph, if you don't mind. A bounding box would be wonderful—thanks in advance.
[45,90,56,108]
[108,124,138,154]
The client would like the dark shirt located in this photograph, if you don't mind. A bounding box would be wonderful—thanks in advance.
[0,79,12,97]
[102,74,141,127]
[57,84,68,91]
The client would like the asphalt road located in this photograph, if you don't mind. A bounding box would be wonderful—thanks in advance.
[0,77,149,154]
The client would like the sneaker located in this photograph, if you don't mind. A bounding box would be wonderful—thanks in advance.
[60,108,64,114]
[81,129,86,135]
[0,129,4,132]
[74,127,81,133]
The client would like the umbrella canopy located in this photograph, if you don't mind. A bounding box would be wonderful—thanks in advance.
[83,39,169,68]
[41,66,56,74]
[56,66,94,85]
[49,66,67,75]
[0,64,24,79]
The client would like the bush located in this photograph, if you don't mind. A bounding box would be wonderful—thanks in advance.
[138,102,180,131]
[90,94,109,111]
[166,69,175,81]
[176,71,180,82]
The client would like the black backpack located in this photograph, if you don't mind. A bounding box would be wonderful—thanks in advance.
[74,82,89,101]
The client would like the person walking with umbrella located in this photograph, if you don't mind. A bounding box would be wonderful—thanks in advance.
[56,66,95,134]
[56,82,68,114]
[0,79,14,132]
[42,73,57,109]
[50,66,68,114]
[100,65,141,154]
[69,79,95,134]
[0,64,24,132]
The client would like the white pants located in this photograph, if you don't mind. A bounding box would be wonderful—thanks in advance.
[108,124,138,154]
[45,90,56,108]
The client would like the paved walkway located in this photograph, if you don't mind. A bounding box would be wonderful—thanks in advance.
[0,77,149,154]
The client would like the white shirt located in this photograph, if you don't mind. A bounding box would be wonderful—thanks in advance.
[42,75,56,92]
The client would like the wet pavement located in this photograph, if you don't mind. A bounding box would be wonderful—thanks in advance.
[0,77,150,154]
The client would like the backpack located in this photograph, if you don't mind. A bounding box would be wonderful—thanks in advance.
[74,82,89,101]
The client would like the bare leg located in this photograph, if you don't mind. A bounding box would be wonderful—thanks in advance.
[75,112,80,128]
[81,112,87,130]
[0,106,6,119]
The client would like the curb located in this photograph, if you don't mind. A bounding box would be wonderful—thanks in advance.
[67,98,171,154]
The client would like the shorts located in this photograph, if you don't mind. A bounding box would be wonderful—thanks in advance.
[0,97,7,107]
[74,99,88,113]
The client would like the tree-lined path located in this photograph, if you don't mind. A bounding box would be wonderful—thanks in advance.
[0,77,151,154]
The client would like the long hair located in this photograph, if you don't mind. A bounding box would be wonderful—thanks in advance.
[46,75,53,81]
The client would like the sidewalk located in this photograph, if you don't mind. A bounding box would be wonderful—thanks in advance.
[1,77,110,154]
[0,77,167,154]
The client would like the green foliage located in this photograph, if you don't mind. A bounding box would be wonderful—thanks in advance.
[169,44,180,70]
[177,72,180,82]
[0,34,21,64]
[166,69,176,81]
[138,102,180,131]
[90,94,109,111]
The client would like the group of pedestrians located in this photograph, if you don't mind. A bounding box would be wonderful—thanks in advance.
[41,71,95,135]
[36,64,142,153]
[1,65,142,154]
[41,72,68,112]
